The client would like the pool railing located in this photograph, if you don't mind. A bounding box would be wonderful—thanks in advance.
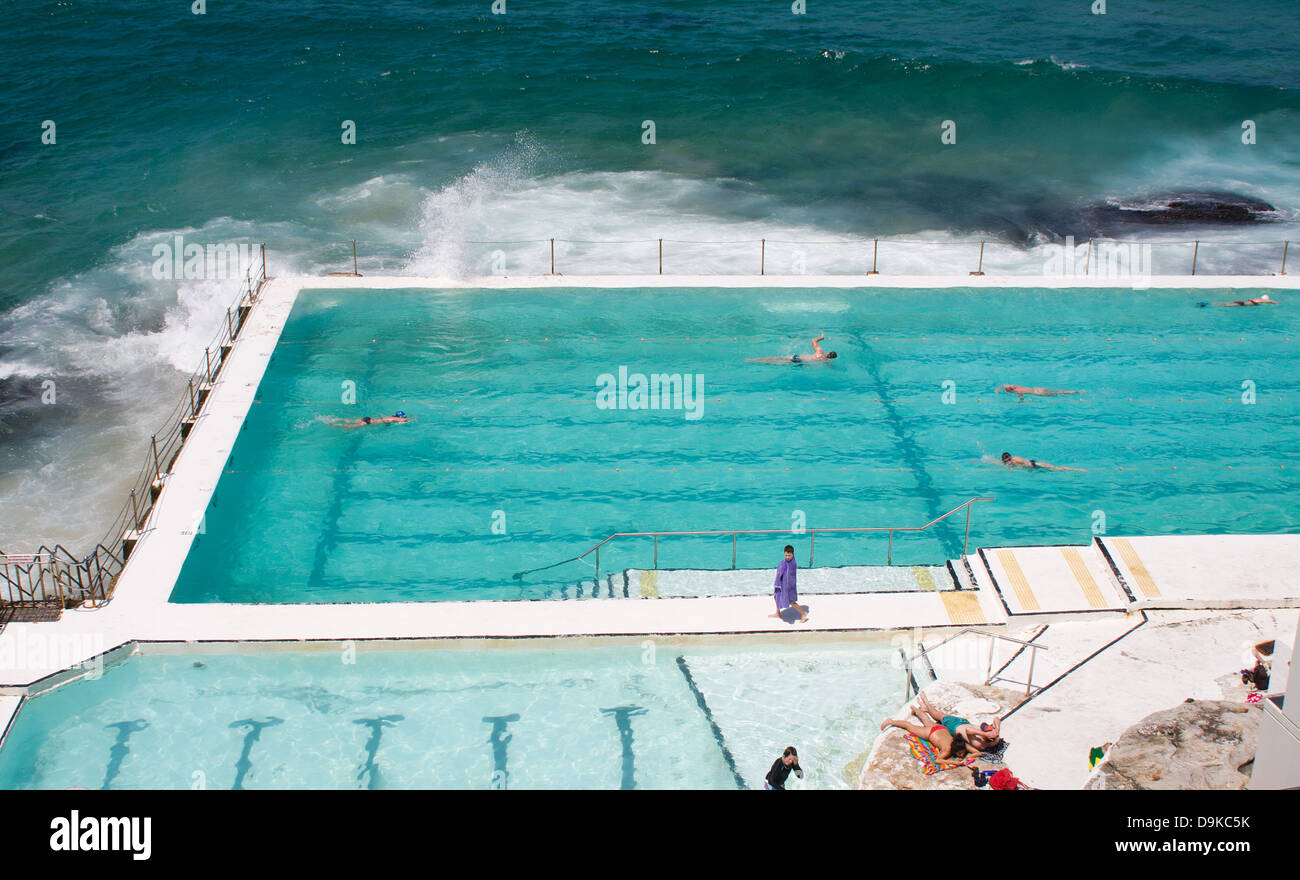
[514,497,994,581]
[287,235,1293,277]
[902,627,1049,700]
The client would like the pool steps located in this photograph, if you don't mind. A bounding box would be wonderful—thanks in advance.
[540,564,958,600]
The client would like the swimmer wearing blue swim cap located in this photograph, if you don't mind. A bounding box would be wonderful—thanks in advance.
[324,412,412,429]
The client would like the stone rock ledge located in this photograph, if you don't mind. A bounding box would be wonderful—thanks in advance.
[1084,698,1259,790]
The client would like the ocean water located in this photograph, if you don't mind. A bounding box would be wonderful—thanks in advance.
[2,1,1300,552]
[0,640,900,790]
[170,285,1300,603]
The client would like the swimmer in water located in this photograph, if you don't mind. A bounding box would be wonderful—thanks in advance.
[323,411,412,428]
[747,333,838,365]
[1209,294,1278,307]
[997,384,1084,401]
[1001,452,1085,472]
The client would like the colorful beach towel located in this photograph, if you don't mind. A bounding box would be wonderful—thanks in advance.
[903,733,976,776]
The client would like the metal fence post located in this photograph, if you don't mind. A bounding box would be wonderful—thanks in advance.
[151,434,162,482]
[1282,240,1290,275]
[129,489,140,531]
[1085,238,1092,276]
[760,239,765,275]
[809,531,815,567]
[867,238,879,275]
[653,535,658,570]
[188,378,197,416]
[205,348,213,383]
[1192,240,1199,275]
[659,239,663,275]
[550,239,555,274]
[887,530,893,565]
[970,240,985,276]
[731,533,737,569]
[352,240,359,276]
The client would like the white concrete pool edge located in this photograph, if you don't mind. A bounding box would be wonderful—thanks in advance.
[284,273,1300,290]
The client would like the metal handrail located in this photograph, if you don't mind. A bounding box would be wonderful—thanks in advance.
[903,627,1048,700]
[1,245,269,609]
[513,497,993,581]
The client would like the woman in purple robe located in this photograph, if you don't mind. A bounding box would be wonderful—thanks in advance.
[769,544,808,623]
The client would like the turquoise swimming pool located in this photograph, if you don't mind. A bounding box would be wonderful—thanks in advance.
[0,639,897,790]
[170,286,1300,603]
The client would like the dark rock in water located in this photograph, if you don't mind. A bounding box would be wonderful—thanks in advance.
[1080,191,1281,235]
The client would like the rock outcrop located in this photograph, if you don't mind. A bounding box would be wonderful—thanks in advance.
[1084,698,1260,790]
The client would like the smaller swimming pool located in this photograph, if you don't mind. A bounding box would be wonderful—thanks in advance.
[0,637,901,790]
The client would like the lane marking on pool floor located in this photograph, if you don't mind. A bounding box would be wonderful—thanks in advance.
[1111,538,1162,599]
[995,549,1041,612]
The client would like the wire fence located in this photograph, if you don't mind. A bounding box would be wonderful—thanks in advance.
[0,248,270,610]
[272,235,1293,278]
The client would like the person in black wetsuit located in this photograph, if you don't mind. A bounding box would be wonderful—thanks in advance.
[764,746,804,790]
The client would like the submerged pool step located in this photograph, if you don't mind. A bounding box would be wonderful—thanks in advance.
[542,572,630,600]
[627,564,958,599]
[537,564,960,600]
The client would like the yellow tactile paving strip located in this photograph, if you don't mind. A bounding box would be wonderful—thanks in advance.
[1112,538,1162,598]
[639,570,659,598]
[995,549,1040,612]
[1062,548,1108,609]
[941,591,985,625]
[912,566,937,591]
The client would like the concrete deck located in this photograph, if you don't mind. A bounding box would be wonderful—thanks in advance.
[1100,534,1300,609]
[978,543,1128,615]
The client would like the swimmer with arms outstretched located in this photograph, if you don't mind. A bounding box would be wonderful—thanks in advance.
[747,333,838,365]
[1208,294,1278,307]
[323,411,412,429]
[997,384,1083,401]
[1001,452,1085,472]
